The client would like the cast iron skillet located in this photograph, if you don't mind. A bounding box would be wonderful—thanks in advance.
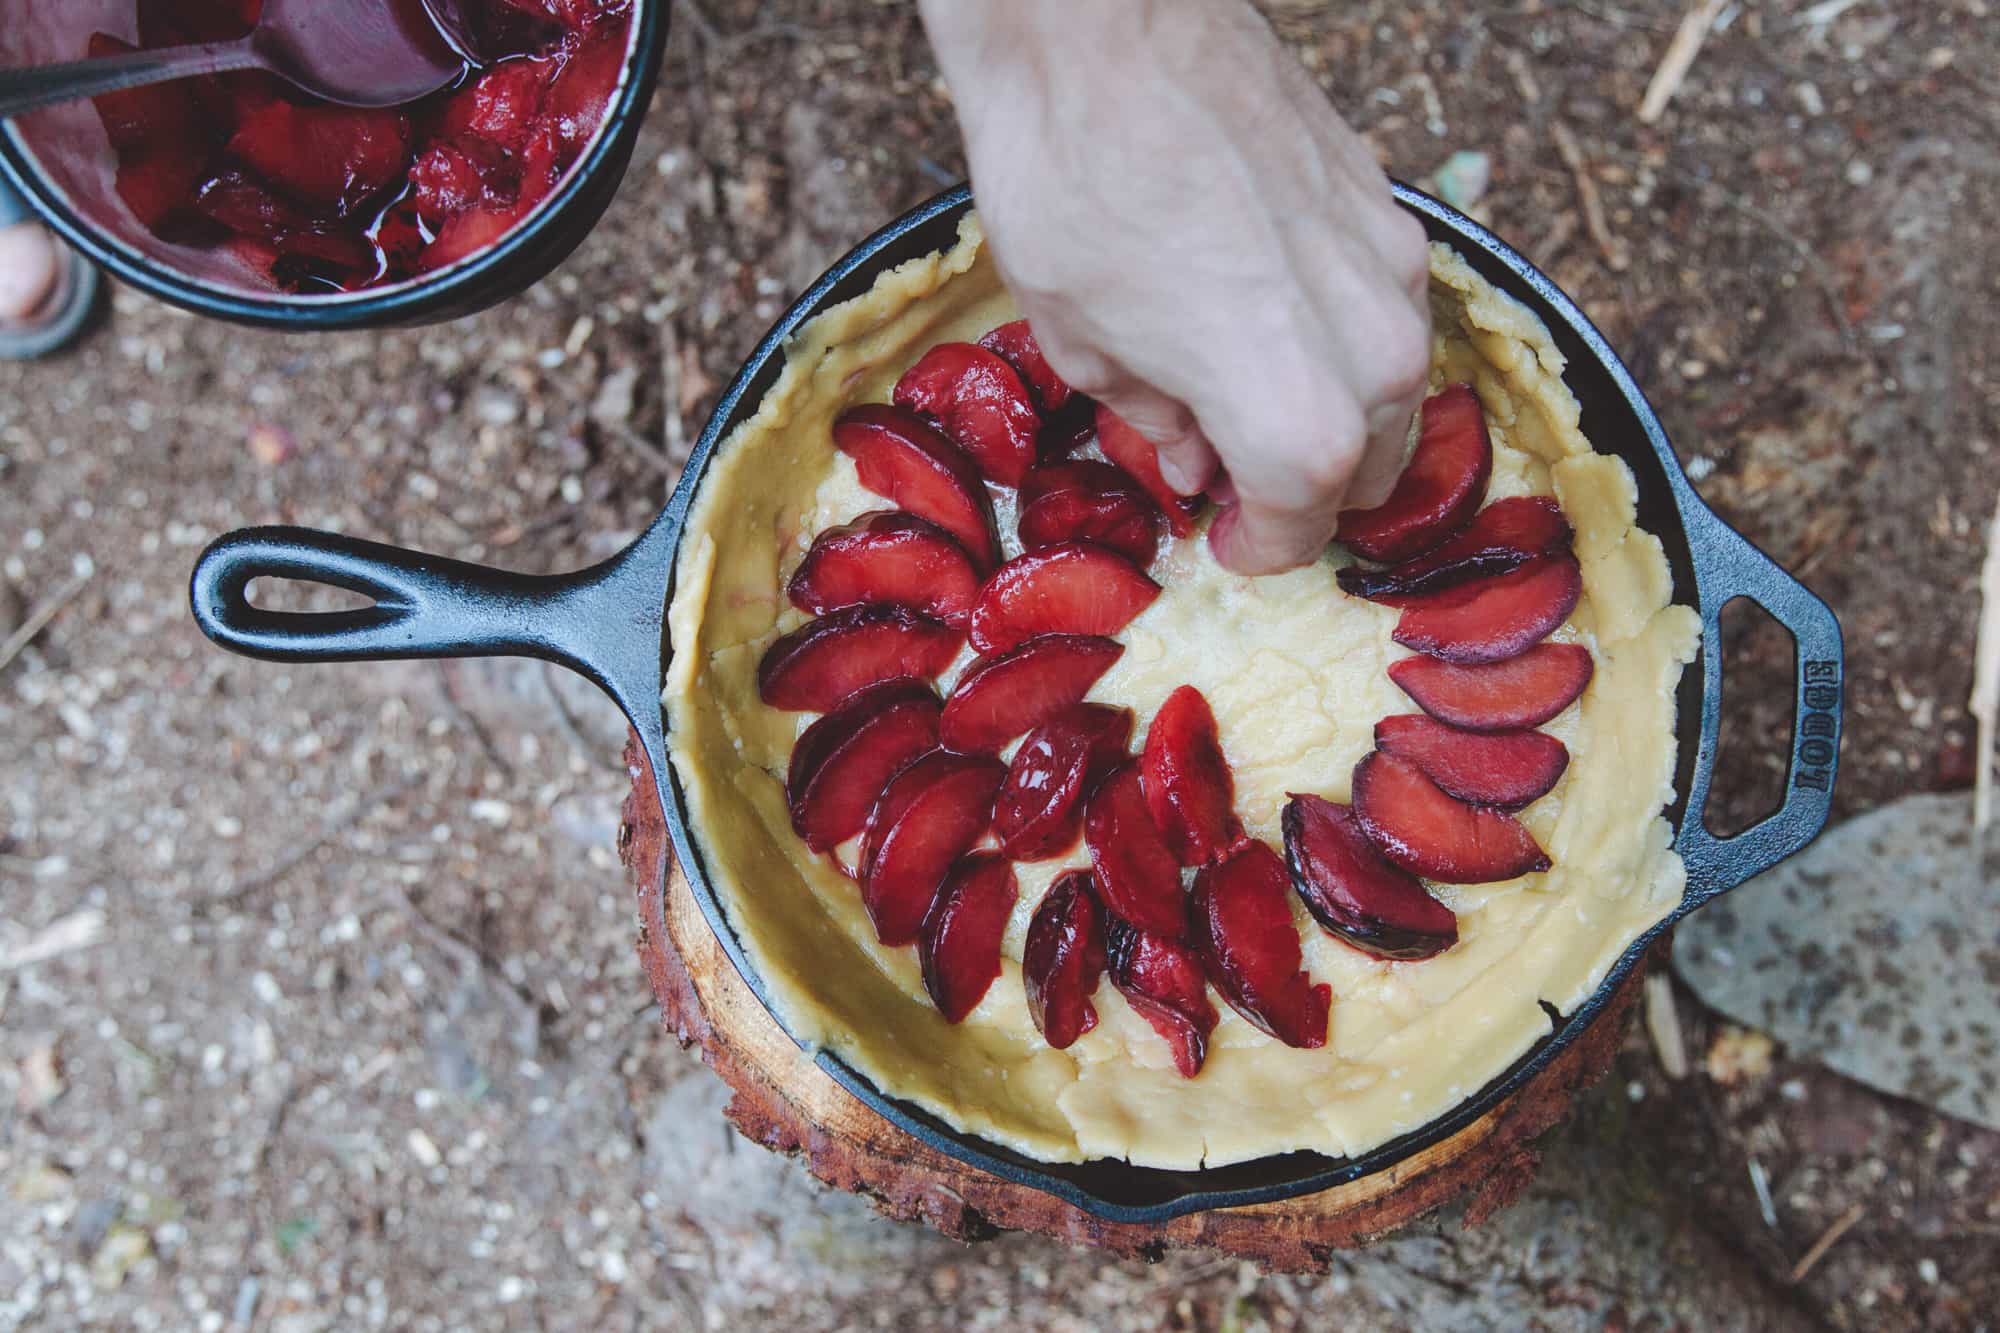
[189,183,1845,1224]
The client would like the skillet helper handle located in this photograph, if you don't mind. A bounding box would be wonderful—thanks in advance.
[190,523,675,762]
[1672,505,1844,906]
[191,525,579,664]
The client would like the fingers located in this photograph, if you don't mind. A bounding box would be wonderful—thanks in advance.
[1344,393,1423,511]
[1094,386,1221,495]
[1207,492,1344,576]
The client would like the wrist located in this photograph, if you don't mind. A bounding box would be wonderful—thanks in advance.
[918,0,1192,124]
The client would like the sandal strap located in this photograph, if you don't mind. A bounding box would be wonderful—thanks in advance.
[0,169,36,229]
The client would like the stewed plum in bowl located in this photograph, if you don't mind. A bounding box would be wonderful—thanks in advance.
[0,0,668,327]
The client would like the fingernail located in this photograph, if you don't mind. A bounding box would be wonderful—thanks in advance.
[1157,452,1195,494]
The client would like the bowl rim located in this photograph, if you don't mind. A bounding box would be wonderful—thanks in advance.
[0,0,668,328]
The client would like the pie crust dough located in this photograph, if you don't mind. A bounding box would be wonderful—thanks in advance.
[663,214,1702,1168]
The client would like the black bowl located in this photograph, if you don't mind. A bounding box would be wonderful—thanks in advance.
[187,183,1845,1222]
[0,0,668,329]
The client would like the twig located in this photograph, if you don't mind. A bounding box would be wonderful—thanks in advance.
[1570,1,1680,34]
[1639,0,1730,124]
[1793,0,1867,29]
[1644,973,1688,1078]
[604,422,680,478]
[1789,1203,1865,1283]
[0,570,91,675]
[201,773,420,911]
[1747,1157,1778,1229]
[1974,488,2000,834]
[431,660,515,780]
[0,909,105,973]
[1550,122,1630,272]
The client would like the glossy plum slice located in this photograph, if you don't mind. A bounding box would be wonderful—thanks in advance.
[1016,461,1163,567]
[1387,643,1596,732]
[968,543,1161,655]
[1084,762,1190,941]
[858,751,1005,945]
[1105,918,1219,1078]
[994,703,1134,861]
[1392,555,1583,664]
[1339,497,1573,604]
[833,405,999,570]
[1350,752,1551,884]
[536,19,628,170]
[787,511,981,626]
[114,151,211,231]
[196,174,375,273]
[757,605,963,713]
[785,679,941,851]
[438,58,551,149]
[919,852,1019,1023]
[419,207,521,273]
[87,33,204,156]
[1374,714,1569,809]
[227,101,412,216]
[1035,397,1100,461]
[408,142,499,218]
[1140,685,1242,867]
[1281,793,1457,960]
[1192,840,1331,1049]
[939,634,1124,754]
[1336,384,1493,562]
[978,319,1074,412]
[893,343,1043,487]
[1096,404,1204,537]
[1023,871,1108,1049]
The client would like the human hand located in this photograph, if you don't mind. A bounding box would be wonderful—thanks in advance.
[918,0,1432,574]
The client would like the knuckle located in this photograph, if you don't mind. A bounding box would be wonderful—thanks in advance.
[1371,306,1433,400]
[1384,210,1432,284]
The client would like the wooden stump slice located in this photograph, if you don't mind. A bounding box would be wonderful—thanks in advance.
[622,734,1651,1269]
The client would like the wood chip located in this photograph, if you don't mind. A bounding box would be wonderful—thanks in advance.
[1644,973,1688,1078]
[0,569,91,675]
[1974,488,2000,834]
[1789,1202,1865,1283]
[1550,122,1629,271]
[1639,0,1730,124]
[0,908,105,972]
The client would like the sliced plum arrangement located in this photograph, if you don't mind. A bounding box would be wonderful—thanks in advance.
[758,338,1599,1076]
[89,0,635,292]
[1282,794,1458,961]
[1335,383,1493,562]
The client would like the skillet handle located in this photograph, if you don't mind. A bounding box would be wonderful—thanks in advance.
[189,521,676,759]
[1672,503,1844,907]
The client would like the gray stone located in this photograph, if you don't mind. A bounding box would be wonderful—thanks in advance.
[1675,792,2000,1130]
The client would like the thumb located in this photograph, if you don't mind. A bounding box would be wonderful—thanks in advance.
[1094,387,1221,495]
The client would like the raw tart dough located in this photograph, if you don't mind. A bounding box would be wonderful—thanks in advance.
[663,214,1702,1169]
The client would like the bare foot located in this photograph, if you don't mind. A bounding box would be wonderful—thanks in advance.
[0,221,60,322]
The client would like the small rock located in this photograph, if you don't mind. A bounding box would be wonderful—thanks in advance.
[16,1041,64,1113]
[89,1224,150,1289]
[590,366,639,429]
[246,423,294,466]
[10,1160,74,1204]
[1430,149,1492,211]
[407,1128,442,1168]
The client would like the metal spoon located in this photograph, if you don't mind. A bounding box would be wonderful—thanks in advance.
[0,0,469,121]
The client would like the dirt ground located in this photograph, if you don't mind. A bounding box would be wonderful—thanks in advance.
[4,1,1997,1329]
